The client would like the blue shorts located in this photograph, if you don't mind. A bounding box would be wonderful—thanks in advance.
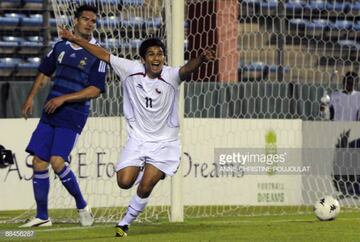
[26,122,79,162]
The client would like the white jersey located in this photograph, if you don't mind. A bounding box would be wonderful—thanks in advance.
[110,55,180,141]
[330,90,360,121]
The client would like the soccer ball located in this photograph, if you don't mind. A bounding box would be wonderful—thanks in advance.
[313,196,340,221]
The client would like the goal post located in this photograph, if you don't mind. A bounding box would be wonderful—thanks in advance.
[170,0,185,223]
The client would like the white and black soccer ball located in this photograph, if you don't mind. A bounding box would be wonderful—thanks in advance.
[313,196,340,221]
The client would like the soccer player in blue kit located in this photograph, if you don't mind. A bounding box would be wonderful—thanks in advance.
[20,5,107,227]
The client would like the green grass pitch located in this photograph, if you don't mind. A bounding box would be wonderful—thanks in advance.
[0,210,359,242]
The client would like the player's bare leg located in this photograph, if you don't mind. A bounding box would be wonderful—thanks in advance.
[115,164,164,237]
[137,163,165,198]
[116,166,141,189]
[20,156,52,228]
[50,156,93,226]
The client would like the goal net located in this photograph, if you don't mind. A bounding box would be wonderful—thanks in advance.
[41,0,170,223]
[16,0,360,223]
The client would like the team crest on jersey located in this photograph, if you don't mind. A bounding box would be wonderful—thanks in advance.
[136,83,144,90]
[78,57,88,69]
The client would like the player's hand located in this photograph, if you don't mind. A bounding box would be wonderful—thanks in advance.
[44,96,65,114]
[200,48,216,62]
[21,99,33,120]
[58,25,76,42]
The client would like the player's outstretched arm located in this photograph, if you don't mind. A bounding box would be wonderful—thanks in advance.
[21,73,50,119]
[179,48,215,81]
[58,26,111,63]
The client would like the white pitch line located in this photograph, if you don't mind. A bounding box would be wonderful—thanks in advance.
[28,217,360,233]
[191,217,360,224]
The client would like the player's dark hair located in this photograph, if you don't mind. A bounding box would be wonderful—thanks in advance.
[75,4,98,18]
[139,38,166,58]
[343,71,359,85]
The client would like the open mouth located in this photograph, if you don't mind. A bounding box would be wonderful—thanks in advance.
[150,63,162,72]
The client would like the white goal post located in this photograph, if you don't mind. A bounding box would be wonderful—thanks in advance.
[170,0,185,223]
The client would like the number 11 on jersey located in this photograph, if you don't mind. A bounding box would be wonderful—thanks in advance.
[145,97,152,108]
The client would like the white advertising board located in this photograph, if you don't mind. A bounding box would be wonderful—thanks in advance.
[0,118,303,210]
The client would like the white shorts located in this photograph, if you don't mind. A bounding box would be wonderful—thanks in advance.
[116,138,180,176]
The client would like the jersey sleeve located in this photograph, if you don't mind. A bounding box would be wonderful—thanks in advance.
[38,44,57,76]
[110,54,138,81]
[167,66,181,86]
[88,59,107,93]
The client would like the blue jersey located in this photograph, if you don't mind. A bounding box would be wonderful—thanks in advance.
[38,38,107,133]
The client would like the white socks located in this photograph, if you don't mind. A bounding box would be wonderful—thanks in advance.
[118,194,149,226]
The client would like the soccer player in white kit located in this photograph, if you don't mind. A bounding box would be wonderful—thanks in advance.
[321,72,360,121]
[59,27,215,237]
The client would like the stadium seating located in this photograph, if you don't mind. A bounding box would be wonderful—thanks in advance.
[100,38,121,49]
[285,0,306,13]
[16,57,40,77]
[0,13,23,27]
[23,0,43,10]
[324,1,350,12]
[122,17,144,28]
[337,39,360,55]
[0,0,358,84]
[121,0,145,6]
[259,0,278,15]
[305,19,330,37]
[97,16,121,29]
[308,0,326,11]
[21,14,43,27]
[144,17,162,29]
[50,15,70,27]
[353,20,360,32]
[326,20,353,38]
[349,1,360,15]
[238,62,288,82]
[19,36,43,54]
[0,0,21,9]
[130,39,142,49]
[0,58,20,77]
[71,0,144,5]
[0,37,21,54]
[288,18,308,35]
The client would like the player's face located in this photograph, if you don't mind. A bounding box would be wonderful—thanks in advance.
[74,10,97,39]
[142,46,165,79]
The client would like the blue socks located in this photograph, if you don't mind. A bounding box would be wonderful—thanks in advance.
[56,166,87,209]
[33,166,86,219]
[33,170,50,220]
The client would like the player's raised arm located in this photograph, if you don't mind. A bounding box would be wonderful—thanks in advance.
[58,26,111,63]
[179,48,215,81]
